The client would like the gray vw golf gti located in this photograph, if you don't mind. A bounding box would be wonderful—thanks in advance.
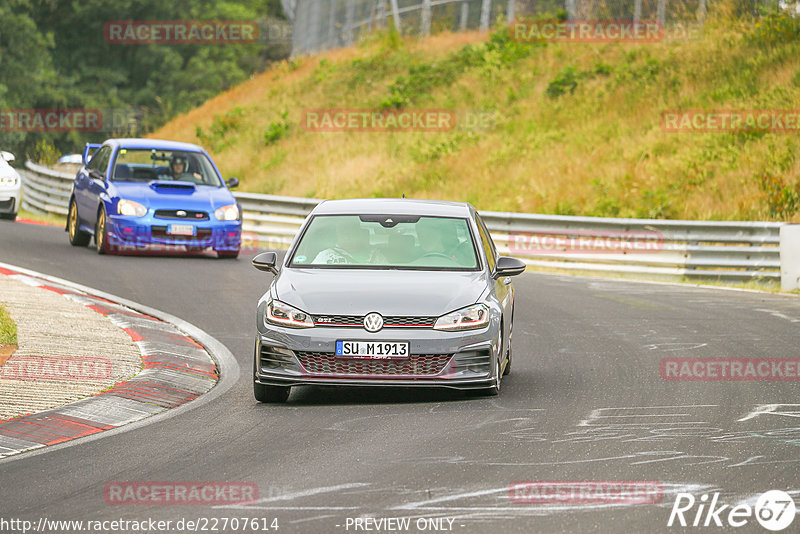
[252,198,526,402]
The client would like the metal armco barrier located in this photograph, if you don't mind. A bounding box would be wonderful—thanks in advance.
[22,161,786,283]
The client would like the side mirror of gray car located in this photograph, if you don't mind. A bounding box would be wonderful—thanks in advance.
[253,252,279,274]
[494,256,526,278]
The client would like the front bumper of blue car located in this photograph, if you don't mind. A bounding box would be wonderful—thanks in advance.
[105,214,242,251]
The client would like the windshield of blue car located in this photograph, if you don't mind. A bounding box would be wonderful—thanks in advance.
[289,215,480,270]
[110,149,222,186]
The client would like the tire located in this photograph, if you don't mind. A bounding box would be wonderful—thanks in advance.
[467,328,503,397]
[216,249,240,259]
[95,207,114,255]
[503,321,513,376]
[68,200,91,246]
[503,344,512,376]
[254,382,290,403]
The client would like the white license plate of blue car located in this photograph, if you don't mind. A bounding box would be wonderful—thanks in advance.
[336,341,410,359]
[168,224,195,236]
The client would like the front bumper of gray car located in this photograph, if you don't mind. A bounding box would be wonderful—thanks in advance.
[253,315,500,390]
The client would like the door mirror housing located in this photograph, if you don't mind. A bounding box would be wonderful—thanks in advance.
[0,151,15,163]
[82,143,101,166]
[253,252,279,274]
[494,256,526,278]
[226,177,239,189]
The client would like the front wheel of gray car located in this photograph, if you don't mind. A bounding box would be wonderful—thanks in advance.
[503,321,513,376]
[254,382,290,403]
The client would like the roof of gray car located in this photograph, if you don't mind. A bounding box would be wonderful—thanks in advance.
[312,198,474,217]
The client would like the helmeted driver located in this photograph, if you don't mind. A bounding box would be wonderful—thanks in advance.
[169,153,202,182]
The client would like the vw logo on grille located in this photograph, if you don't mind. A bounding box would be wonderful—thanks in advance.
[176,210,187,217]
[363,312,383,332]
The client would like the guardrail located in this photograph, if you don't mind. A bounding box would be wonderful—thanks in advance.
[20,161,786,283]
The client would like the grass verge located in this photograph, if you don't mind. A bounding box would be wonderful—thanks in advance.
[0,305,18,346]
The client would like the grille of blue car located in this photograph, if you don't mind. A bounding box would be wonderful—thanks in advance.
[154,209,208,221]
[312,315,436,327]
[295,351,451,376]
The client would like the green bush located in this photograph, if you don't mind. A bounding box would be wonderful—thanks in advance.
[264,110,291,145]
[759,174,799,218]
[546,66,580,98]
[197,106,246,151]
[747,7,800,46]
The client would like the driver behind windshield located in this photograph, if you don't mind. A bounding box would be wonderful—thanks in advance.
[312,218,385,265]
[169,154,203,183]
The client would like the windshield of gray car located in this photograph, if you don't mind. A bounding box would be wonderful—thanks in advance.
[110,148,222,186]
[288,214,480,270]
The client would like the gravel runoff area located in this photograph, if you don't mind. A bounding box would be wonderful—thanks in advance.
[0,274,142,420]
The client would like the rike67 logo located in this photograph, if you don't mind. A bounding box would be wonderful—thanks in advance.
[668,490,796,531]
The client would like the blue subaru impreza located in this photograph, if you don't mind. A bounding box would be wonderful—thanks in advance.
[67,138,242,258]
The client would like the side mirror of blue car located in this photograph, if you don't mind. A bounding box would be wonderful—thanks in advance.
[226,177,239,189]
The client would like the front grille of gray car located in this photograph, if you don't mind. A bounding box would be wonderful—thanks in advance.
[312,315,436,327]
[296,351,452,376]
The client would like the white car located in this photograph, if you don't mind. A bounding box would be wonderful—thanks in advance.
[0,151,21,221]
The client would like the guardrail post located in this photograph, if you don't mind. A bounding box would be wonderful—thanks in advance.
[780,224,800,291]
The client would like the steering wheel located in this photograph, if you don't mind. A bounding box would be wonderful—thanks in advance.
[420,252,453,260]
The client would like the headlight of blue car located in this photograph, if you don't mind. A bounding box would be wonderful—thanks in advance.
[433,303,490,331]
[215,204,240,221]
[117,199,147,217]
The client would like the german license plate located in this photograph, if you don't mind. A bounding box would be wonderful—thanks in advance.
[336,341,410,359]
[168,224,195,236]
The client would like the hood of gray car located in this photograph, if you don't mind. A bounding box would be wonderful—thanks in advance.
[274,268,487,316]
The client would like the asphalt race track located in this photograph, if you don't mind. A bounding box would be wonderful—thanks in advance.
[1,220,799,533]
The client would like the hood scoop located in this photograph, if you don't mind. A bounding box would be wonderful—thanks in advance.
[150,181,196,194]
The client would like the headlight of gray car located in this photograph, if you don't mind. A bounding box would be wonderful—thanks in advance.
[434,303,490,331]
[265,300,315,329]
